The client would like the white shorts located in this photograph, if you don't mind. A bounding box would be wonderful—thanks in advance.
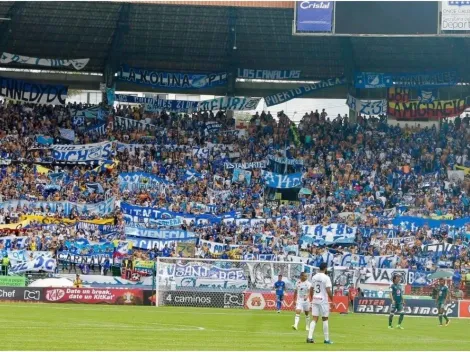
[311,302,330,317]
[295,300,310,312]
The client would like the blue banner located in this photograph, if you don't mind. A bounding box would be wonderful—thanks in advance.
[264,77,345,107]
[392,215,470,230]
[261,170,302,189]
[115,94,199,112]
[120,202,236,225]
[354,72,393,89]
[301,223,357,246]
[65,239,114,255]
[0,76,68,105]
[128,236,194,250]
[125,226,196,240]
[418,89,437,103]
[296,1,334,32]
[237,68,301,80]
[51,142,113,162]
[117,66,228,89]
[355,71,458,88]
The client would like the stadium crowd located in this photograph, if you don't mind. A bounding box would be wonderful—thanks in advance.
[0,99,469,283]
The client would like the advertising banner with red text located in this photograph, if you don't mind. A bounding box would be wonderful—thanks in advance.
[44,288,143,305]
[458,300,470,318]
[243,292,348,313]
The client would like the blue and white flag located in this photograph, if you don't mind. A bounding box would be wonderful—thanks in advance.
[232,168,251,185]
[192,147,210,159]
[261,170,302,189]
[267,155,304,166]
[301,223,357,246]
[86,182,104,194]
[418,89,437,103]
[36,135,54,146]
[118,172,169,192]
[52,141,113,162]
[84,122,107,137]
[184,169,204,182]
[0,53,89,70]
[204,122,223,135]
[59,128,75,142]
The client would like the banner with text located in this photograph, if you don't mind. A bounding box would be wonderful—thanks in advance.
[199,96,261,111]
[264,77,345,107]
[301,223,357,245]
[51,142,113,162]
[388,98,469,119]
[0,76,68,105]
[117,66,228,89]
[237,68,301,80]
[0,53,89,70]
[295,1,334,32]
[346,94,387,115]
[261,171,302,189]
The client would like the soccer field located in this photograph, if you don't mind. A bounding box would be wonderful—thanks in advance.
[1,303,468,351]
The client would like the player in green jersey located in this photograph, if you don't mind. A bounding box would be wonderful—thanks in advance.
[436,278,450,327]
[388,275,405,329]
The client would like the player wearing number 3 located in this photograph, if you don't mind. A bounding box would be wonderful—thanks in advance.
[292,272,312,331]
[307,263,334,344]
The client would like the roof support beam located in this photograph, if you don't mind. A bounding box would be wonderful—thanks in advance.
[103,3,130,101]
[226,7,238,96]
[0,3,26,54]
[340,37,359,122]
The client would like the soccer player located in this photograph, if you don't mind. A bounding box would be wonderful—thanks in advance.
[436,278,450,327]
[388,274,405,329]
[273,274,286,313]
[292,272,312,331]
[307,263,334,344]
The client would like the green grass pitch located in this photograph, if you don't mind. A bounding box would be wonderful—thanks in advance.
[1,303,468,350]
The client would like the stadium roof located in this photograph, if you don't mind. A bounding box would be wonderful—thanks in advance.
[1,1,470,97]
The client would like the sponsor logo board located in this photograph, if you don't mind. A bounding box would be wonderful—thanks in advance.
[353,298,459,317]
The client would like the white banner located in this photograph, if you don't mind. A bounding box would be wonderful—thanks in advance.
[441,2,470,31]
[370,236,415,248]
[9,256,57,274]
[199,97,261,111]
[224,161,267,170]
[359,268,408,285]
[115,115,155,130]
[448,170,464,183]
[346,94,387,115]
[51,141,113,162]
[0,52,89,70]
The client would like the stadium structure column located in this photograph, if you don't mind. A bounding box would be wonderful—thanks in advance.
[0,2,26,54]
[340,37,358,124]
[226,6,238,97]
[103,3,131,103]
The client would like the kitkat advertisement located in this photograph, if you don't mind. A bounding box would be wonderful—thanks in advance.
[44,288,144,305]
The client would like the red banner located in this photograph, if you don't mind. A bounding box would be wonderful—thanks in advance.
[387,87,410,103]
[388,98,469,119]
[44,288,144,305]
[459,300,470,318]
[243,292,348,313]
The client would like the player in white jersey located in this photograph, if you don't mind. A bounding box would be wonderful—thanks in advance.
[307,263,334,344]
[292,272,312,331]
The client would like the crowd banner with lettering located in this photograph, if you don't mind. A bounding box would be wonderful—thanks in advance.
[345,94,387,116]
[120,202,236,225]
[125,226,196,240]
[359,268,409,285]
[387,98,469,119]
[145,98,199,113]
[199,97,261,111]
[51,141,113,162]
[57,251,113,265]
[0,53,89,70]
[199,239,240,254]
[301,224,357,245]
[237,68,301,80]
[224,161,266,170]
[391,215,470,230]
[354,72,393,89]
[10,256,57,274]
[261,171,302,189]
[441,1,470,31]
[0,198,115,217]
[295,1,334,32]
[157,261,248,289]
[118,172,169,192]
[115,115,155,130]
[392,70,458,87]
[0,76,68,105]
[128,237,179,250]
[387,87,410,102]
[267,155,304,166]
[264,77,345,107]
[355,71,457,89]
[117,65,228,89]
